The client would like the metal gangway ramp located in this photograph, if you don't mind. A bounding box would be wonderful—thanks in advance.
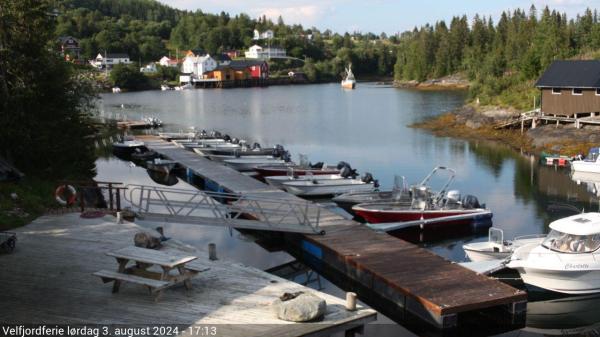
[125,184,323,234]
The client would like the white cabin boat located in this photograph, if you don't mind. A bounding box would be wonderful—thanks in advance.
[571,147,600,173]
[341,64,356,89]
[507,212,600,294]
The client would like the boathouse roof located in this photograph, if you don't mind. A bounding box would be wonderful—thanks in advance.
[536,60,600,88]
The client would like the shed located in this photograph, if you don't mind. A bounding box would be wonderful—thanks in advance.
[536,60,600,117]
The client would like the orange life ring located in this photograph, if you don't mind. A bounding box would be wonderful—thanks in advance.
[55,185,77,206]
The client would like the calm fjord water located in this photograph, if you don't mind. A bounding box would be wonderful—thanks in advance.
[97,83,600,336]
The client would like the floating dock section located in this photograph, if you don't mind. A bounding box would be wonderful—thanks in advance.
[139,136,527,329]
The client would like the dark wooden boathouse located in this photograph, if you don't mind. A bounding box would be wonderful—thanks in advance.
[536,60,600,117]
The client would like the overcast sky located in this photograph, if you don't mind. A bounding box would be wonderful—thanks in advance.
[157,0,600,34]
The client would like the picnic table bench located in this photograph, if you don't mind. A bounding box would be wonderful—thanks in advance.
[94,246,209,300]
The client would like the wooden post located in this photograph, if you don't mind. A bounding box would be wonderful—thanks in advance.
[208,243,217,260]
[108,183,114,211]
[345,292,357,311]
[116,188,121,211]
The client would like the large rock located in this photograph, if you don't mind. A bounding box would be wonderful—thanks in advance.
[134,231,161,249]
[272,292,326,322]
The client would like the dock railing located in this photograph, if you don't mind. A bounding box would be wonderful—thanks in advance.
[124,184,323,234]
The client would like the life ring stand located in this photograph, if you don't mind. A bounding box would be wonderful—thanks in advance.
[55,185,77,206]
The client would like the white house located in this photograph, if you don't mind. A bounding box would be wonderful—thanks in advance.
[253,29,274,40]
[181,54,217,80]
[159,56,179,67]
[92,53,131,69]
[244,45,286,59]
[140,63,157,73]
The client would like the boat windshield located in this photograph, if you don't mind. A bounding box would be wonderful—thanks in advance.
[541,229,600,253]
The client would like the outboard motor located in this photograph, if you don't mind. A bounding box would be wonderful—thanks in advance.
[340,165,358,179]
[252,142,261,150]
[310,162,324,169]
[223,134,231,142]
[361,172,379,188]
[336,161,351,170]
[461,195,482,209]
[282,151,292,162]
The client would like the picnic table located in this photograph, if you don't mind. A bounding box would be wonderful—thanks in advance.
[94,246,209,300]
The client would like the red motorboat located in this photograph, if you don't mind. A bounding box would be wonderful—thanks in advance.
[352,167,492,229]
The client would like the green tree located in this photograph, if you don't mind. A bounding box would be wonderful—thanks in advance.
[0,0,96,177]
[110,64,154,90]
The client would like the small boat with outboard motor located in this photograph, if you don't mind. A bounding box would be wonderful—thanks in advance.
[254,156,344,178]
[463,228,546,262]
[507,212,600,294]
[224,157,288,172]
[282,172,378,197]
[146,158,177,174]
[198,143,284,157]
[332,175,411,214]
[112,137,145,154]
[131,148,159,161]
[266,173,345,189]
[353,167,491,229]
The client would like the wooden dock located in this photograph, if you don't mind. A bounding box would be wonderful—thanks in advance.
[0,213,375,336]
[139,135,527,329]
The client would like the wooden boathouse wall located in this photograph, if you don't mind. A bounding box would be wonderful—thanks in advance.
[541,88,600,117]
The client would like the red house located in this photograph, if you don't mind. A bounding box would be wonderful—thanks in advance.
[229,60,269,79]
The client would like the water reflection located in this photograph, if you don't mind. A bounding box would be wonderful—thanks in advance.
[525,293,600,336]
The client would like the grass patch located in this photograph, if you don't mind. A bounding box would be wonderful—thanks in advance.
[0,178,60,230]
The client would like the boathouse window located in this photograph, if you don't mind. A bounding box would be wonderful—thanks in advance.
[572,88,583,96]
[552,88,561,95]
[542,230,600,253]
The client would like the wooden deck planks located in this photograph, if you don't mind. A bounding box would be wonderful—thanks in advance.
[0,213,375,336]
[139,136,527,325]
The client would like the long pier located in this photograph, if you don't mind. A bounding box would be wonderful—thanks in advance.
[138,135,527,329]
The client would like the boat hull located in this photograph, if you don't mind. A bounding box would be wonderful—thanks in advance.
[353,207,488,225]
[571,160,600,174]
[283,182,375,197]
[224,159,286,172]
[265,174,343,189]
[517,267,600,294]
[255,166,340,177]
[341,82,356,89]
[463,243,511,262]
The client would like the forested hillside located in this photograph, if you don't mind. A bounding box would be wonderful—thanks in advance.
[53,0,396,80]
[394,6,600,108]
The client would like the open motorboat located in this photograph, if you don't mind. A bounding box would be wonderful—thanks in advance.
[282,173,378,197]
[224,157,287,172]
[158,131,197,141]
[112,138,145,154]
[146,158,177,174]
[198,144,283,157]
[463,228,546,262]
[571,147,600,173]
[507,212,600,294]
[266,174,345,189]
[353,167,491,228]
[209,154,276,162]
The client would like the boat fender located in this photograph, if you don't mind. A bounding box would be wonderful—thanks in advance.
[55,185,77,206]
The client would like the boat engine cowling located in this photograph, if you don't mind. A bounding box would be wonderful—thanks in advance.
[231,138,240,144]
[336,161,351,170]
[339,165,357,179]
[446,190,461,204]
[282,151,292,162]
[462,195,482,209]
[310,162,324,169]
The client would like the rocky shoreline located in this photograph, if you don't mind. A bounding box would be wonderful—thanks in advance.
[394,74,470,90]
[412,104,599,156]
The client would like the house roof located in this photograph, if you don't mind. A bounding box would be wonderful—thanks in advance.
[536,60,600,88]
